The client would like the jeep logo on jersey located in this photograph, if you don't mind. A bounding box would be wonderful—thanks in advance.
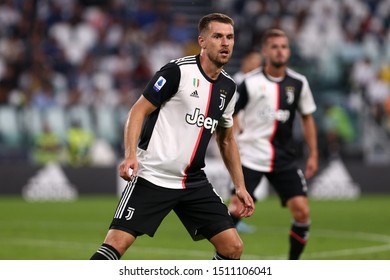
[259,106,291,123]
[186,108,219,133]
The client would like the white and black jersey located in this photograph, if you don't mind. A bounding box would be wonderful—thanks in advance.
[137,55,237,189]
[235,67,316,172]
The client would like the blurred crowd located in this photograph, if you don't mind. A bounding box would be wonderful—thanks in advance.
[0,0,197,109]
[0,0,389,165]
[0,0,196,165]
[215,0,390,155]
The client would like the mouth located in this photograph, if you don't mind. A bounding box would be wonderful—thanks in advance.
[220,49,230,56]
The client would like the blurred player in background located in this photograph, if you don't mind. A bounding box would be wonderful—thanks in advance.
[228,29,318,260]
[90,13,254,261]
[232,49,263,85]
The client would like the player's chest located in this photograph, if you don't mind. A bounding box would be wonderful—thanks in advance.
[173,76,232,118]
[249,80,300,109]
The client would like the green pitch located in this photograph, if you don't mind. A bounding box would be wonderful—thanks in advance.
[1,195,389,260]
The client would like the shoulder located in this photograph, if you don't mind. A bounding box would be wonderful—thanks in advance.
[159,55,198,73]
[221,69,236,85]
[165,55,198,78]
[286,68,309,83]
[170,55,197,66]
[244,67,264,81]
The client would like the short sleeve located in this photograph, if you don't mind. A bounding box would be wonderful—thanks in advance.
[233,81,249,115]
[142,62,181,107]
[298,77,316,115]
[219,87,238,128]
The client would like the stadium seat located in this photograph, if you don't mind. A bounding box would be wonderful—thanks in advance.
[44,106,67,141]
[67,105,93,132]
[94,106,119,146]
[20,107,43,144]
[0,106,22,147]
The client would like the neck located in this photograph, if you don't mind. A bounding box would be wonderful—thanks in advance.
[199,52,222,80]
[264,64,285,78]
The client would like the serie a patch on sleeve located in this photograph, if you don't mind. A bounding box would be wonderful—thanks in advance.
[153,76,166,92]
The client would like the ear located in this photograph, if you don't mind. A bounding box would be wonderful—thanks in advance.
[198,35,206,49]
[261,46,267,56]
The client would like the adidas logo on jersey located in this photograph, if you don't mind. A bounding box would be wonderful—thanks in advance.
[190,90,199,98]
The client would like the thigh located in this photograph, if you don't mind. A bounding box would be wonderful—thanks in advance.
[110,177,179,237]
[174,183,234,241]
[267,168,307,207]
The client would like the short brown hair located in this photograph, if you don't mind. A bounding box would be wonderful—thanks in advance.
[261,28,287,46]
[198,13,234,35]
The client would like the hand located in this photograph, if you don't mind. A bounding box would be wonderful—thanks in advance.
[234,189,255,218]
[305,155,318,179]
[228,194,242,218]
[119,157,138,181]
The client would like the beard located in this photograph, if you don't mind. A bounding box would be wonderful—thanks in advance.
[208,52,231,68]
[270,58,287,68]
[270,60,286,68]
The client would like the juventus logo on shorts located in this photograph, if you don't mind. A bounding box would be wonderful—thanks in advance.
[114,177,137,220]
[125,207,135,220]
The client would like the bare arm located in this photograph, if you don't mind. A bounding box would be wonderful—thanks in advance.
[232,114,241,135]
[215,125,254,217]
[119,96,157,181]
[301,114,318,179]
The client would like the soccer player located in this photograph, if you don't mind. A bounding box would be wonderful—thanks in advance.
[228,29,318,260]
[90,13,254,260]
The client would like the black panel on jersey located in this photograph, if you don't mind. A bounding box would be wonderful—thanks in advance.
[271,75,303,171]
[138,108,160,151]
[233,81,248,115]
[138,62,180,151]
[184,69,236,187]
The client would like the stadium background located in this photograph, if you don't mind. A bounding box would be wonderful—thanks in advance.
[0,0,389,260]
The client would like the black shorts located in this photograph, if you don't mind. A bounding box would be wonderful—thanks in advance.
[240,165,308,207]
[110,177,234,241]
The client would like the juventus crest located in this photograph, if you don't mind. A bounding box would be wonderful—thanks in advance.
[285,86,295,104]
[219,93,226,110]
[125,207,135,220]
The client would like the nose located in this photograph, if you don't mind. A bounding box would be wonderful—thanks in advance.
[221,36,230,46]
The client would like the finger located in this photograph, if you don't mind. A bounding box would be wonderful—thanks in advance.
[246,205,255,217]
[228,197,242,217]
[305,168,314,179]
[119,164,127,176]
[119,169,127,178]
[242,207,254,218]
[132,165,138,176]
[119,165,131,181]
[239,203,252,217]
[244,205,254,217]
[120,174,131,181]
[239,208,248,218]
[241,199,254,217]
